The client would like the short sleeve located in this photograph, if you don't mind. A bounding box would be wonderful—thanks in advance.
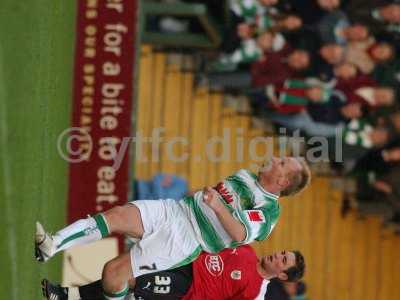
[233,209,272,244]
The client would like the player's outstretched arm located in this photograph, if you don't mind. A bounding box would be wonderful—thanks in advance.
[203,187,246,242]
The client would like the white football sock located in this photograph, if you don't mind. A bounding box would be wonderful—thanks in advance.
[67,287,80,300]
[103,285,129,300]
[53,214,110,254]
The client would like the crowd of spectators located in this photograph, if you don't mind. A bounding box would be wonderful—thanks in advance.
[195,0,400,230]
[140,3,400,299]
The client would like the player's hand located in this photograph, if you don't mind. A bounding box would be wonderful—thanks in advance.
[203,187,224,212]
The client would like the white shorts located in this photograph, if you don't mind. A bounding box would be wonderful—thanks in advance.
[129,199,202,277]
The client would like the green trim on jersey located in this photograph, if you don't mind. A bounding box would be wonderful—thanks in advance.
[239,2,257,18]
[254,179,279,201]
[184,169,281,252]
[248,171,258,181]
[183,196,226,252]
[94,214,109,238]
[225,174,255,209]
[169,245,202,270]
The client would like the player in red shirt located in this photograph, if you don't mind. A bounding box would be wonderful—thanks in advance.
[42,245,305,300]
[183,245,303,300]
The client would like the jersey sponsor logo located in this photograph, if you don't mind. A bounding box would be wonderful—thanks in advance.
[205,254,224,277]
[247,210,265,222]
[231,270,242,280]
[215,182,234,204]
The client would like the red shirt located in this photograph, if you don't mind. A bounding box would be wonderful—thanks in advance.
[250,45,296,87]
[336,75,377,107]
[183,245,268,300]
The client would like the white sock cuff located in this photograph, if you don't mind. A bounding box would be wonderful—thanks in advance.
[103,284,129,300]
[68,287,80,300]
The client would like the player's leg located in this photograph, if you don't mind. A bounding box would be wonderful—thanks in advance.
[102,252,134,300]
[133,264,193,299]
[41,278,137,300]
[42,262,192,300]
[41,279,69,300]
[35,204,144,262]
[103,239,195,300]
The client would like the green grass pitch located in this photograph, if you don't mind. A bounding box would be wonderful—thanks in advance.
[0,1,76,299]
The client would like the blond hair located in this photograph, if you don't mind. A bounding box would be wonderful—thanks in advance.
[281,158,311,197]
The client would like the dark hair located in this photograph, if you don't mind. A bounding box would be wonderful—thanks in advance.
[283,251,305,282]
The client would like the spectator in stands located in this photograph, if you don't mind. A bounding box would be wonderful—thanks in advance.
[317,0,341,11]
[317,11,370,45]
[223,12,302,52]
[372,55,400,87]
[319,41,395,74]
[251,48,310,86]
[268,14,303,32]
[222,0,280,52]
[226,0,400,225]
[259,72,396,130]
[352,137,400,218]
[259,78,336,115]
[354,139,400,177]
[229,0,279,23]
[265,109,343,137]
[197,0,400,223]
[277,0,340,25]
[266,96,363,138]
[134,173,188,201]
[319,43,345,65]
[341,119,395,172]
[217,1,304,70]
[333,62,358,80]
[308,99,362,125]
[346,2,400,40]
[205,46,310,91]
[213,31,287,72]
[335,71,396,109]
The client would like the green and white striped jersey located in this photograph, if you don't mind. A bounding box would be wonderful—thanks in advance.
[230,0,265,21]
[216,39,263,70]
[343,119,374,148]
[182,169,280,253]
[229,0,279,32]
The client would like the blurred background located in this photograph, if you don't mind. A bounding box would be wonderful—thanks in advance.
[1,0,400,299]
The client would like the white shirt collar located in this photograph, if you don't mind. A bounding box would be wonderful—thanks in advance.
[255,180,279,200]
[255,280,270,300]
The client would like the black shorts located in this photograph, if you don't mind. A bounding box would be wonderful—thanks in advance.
[133,263,193,300]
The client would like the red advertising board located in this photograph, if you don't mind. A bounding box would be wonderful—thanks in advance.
[68,0,137,249]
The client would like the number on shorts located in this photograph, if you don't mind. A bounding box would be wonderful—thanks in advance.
[154,275,171,294]
[139,263,157,271]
